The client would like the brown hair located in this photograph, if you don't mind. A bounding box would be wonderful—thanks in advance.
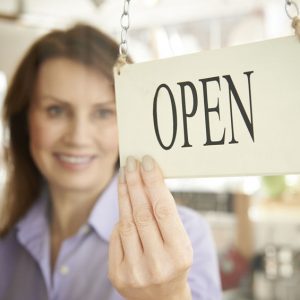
[0,24,120,237]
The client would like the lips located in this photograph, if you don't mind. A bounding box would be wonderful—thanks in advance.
[58,154,94,163]
[55,153,96,169]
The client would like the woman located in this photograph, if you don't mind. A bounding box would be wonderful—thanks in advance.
[0,24,221,300]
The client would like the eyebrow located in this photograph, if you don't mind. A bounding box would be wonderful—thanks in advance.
[40,95,115,107]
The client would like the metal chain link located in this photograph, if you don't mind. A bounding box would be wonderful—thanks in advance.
[285,0,299,19]
[119,0,131,58]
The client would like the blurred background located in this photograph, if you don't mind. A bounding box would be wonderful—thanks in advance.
[0,0,300,299]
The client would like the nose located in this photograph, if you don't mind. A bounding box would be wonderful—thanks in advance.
[63,115,91,147]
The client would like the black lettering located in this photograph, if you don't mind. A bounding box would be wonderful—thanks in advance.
[153,84,177,150]
[199,77,225,146]
[177,81,198,148]
[223,71,254,144]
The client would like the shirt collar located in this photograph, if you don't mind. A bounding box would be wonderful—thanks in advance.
[16,187,49,236]
[16,186,50,263]
[88,173,119,242]
[16,173,119,246]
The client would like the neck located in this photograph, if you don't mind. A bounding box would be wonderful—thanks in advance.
[50,188,98,239]
[48,174,114,272]
[48,172,116,272]
[49,186,103,272]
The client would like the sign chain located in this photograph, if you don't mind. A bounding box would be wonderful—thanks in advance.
[116,0,131,75]
[115,1,300,75]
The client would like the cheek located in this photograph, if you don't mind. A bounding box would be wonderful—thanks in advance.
[100,125,119,152]
[28,113,57,152]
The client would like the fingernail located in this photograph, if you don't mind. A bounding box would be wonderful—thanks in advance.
[126,156,136,172]
[119,167,125,183]
[142,155,154,172]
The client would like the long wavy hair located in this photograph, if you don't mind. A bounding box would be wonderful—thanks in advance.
[0,24,119,237]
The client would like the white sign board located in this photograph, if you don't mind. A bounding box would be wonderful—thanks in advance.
[114,36,300,178]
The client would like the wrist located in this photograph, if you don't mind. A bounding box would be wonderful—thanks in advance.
[125,282,192,300]
[168,283,192,300]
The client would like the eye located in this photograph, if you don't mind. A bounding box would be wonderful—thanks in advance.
[46,105,65,117]
[95,108,115,119]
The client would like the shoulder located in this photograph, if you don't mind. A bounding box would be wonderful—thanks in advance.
[0,228,24,277]
[0,228,17,248]
[0,229,19,261]
[0,229,20,293]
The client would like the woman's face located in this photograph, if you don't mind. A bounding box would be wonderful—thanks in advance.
[28,58,119,195]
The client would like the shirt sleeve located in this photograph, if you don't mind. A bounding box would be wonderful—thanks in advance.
[178,206,222,300]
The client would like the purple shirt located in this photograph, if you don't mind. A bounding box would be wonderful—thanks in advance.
[0,175,221,300]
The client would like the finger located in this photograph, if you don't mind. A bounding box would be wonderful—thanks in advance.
[125,156,164,254]
[140,155,189,247]
[108,225,123,272]
[118,167,143,263]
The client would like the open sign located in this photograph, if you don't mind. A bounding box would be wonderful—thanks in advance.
[115,36,300,178]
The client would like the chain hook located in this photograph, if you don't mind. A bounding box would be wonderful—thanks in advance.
[285,0,299,19]
[285,0,300,39]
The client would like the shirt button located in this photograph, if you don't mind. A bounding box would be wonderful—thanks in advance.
[60,265,69,275]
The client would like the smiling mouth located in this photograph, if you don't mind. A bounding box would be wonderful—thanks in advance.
[56,154,95,165]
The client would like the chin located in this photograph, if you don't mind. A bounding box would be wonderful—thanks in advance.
[59,182,101,194]
[49,175,98,192]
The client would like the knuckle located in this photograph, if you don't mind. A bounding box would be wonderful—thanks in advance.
[128,275,143,289]
[154,202,173,220]
[176,243,193,271]
[109,265,146,293]
[116,279,127,291]
[148,262,166,284]
[118,184,128,198]
[133,206,154,228]
[150,274,165,286]
[107,269,114,282]
[179,253,193,271]
[118,220,136,237]
[108,270,124,289]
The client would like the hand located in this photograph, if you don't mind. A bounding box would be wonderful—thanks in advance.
[108,155,193,300]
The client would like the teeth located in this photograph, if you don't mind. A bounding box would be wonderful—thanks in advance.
[58,155,93,164]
